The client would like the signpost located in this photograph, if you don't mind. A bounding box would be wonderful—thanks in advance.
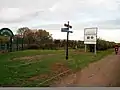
[61,21,73,60]
[84,27,98,55]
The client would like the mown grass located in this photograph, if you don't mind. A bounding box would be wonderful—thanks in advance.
[0,49,114,87]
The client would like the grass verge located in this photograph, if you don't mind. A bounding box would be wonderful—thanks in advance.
[0,49,114,87]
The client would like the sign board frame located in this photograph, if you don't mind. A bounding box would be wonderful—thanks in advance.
[84,27,98,45]
[84,27,98,55]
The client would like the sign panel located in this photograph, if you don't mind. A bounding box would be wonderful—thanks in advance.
[69,31,73,33]
[64,24,72,28]
[84,27,97,44]
[61,28,69,32]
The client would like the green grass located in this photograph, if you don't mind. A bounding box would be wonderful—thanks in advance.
[0,49,114,87]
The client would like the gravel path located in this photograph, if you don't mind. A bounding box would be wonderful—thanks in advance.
[53,49,120,87]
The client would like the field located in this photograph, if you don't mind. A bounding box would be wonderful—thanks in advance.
[0,49,114,87]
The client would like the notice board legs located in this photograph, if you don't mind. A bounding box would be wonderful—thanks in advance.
[94,44,96,55]
[85,44,87,52]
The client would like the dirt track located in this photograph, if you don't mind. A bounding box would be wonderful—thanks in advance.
[52,49,120,87]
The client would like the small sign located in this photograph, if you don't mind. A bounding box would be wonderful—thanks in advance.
[69,31,73,33]
[64,24,72,28]
[61,28,69,32]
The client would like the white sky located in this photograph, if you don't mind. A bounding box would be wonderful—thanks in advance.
[0,0,120,42]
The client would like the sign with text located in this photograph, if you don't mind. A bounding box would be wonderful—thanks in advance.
[61,28,73,33]
[84,27,98,44]
[61,28,69,32]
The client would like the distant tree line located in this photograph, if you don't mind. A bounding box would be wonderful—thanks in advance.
[0,27,116,52]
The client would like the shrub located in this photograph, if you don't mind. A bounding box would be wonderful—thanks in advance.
[27,44,39,49]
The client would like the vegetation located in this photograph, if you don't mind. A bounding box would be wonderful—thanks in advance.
[0,27,116,52]
[16,27,115,51]
[0,27,116,86]
[88,38,115,52]
[0,49,113,87]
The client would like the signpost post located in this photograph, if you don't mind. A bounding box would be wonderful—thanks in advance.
[61,21,73,60]
[84,27,98,55]
[21,35,24,50]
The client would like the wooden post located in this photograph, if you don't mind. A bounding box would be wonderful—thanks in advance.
[66,21,69,60]
[94,44,96,55]
[85,44,87,52]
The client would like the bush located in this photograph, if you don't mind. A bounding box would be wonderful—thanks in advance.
[44,43,57,50]
[27,44,39,49]
[88,44,94,52]
[96,39,115,51]
[87,39,115,52]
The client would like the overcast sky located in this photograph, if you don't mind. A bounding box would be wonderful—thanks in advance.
[0,0,120,42]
